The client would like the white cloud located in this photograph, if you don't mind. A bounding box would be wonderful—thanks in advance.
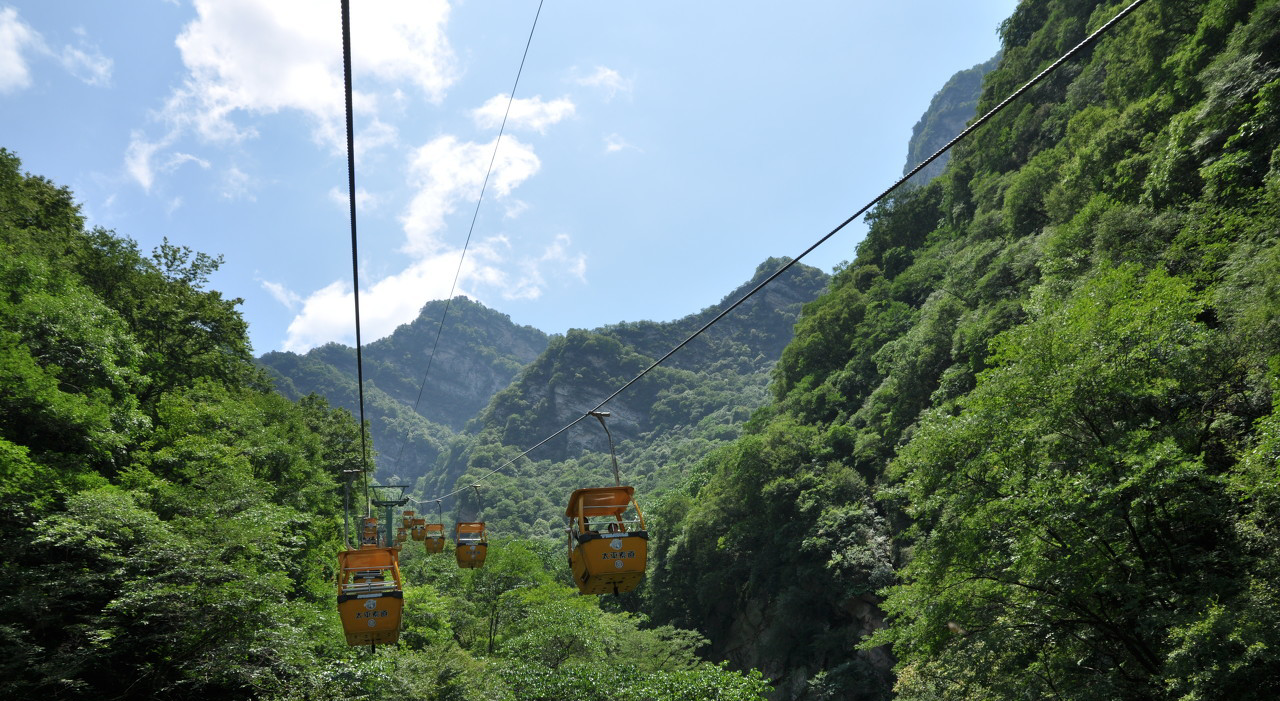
[164,0,455,146]
[281,232,588,352]
[220,165,254,201]
[328,186,379,211]
[124,131,170,191]
[475,233,588,302]
[400,134,539,256]
[504,200,529,219]
[169,152,211,170]
[124,133,211,191]
[604,133,638,154]
[357,118,398,158]
[0,8,37,93]
[0,8,113,93]
[58,42,112,86]
[576,66,630,100]
[262,280,303,310]
[472,94,575,133]
[541,233,587,283]
[282,252,493,352]
[282,280,355,352]
[128,0,455,190]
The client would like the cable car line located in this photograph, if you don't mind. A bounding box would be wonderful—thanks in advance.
[339,0,372,514]
[336,0,407,646]
[410,0,1150,510]
[392,0,548,471]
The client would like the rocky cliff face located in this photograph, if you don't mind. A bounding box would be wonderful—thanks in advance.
[902,53,999,186]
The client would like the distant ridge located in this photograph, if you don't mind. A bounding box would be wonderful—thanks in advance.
[903,52,1000,186]
[258,296,549,482]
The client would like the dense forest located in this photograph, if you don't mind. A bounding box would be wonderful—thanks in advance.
[4,0,1280,699]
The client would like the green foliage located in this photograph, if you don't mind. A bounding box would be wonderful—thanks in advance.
[0,150,364,699]
[388,535,771,701]
[875,266,1243,697]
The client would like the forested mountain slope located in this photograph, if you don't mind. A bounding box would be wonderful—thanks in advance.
[647,0,1280,699]
[260,298,549,484]
[0,148,361,696]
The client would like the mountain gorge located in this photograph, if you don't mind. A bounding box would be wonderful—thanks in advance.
[5,1,1280,699]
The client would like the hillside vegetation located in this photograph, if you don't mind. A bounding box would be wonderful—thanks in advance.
[646,0,1280,698]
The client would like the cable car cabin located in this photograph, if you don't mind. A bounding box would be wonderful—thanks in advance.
[424,523,446,554]
[337,547,404,646]
[400,510,415,542]
[455,522,487,568]
[565,486,649,596]
[411,517,427,541]
[360,516,379,546]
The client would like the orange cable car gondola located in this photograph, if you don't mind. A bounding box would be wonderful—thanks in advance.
[565,485,648,595]
[455,522,487,568]
[411,516,427,541]
[398,510,414,543]
[360,516,379,546]
[337,546,404,646]
[424,523,446,553]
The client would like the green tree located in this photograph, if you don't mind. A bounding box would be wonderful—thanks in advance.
[875,266,1265,699]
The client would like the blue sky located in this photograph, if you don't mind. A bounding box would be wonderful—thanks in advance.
[1,0,1017,354]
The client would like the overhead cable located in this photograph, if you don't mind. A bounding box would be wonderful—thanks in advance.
[339,0,371,512]
[393,0,548,472]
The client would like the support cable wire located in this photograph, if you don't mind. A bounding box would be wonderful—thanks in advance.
[393,0,547,471]
[417,0,1149,506]
[340,0,370,514]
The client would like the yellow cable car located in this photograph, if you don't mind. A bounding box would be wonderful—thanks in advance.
[565,486,648,596]
[411,516,427,541]
[360,516,379,546]
[424,523,446,553]
[337,547,404,646]
[397,510,414,543]
[455,522,487,568]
